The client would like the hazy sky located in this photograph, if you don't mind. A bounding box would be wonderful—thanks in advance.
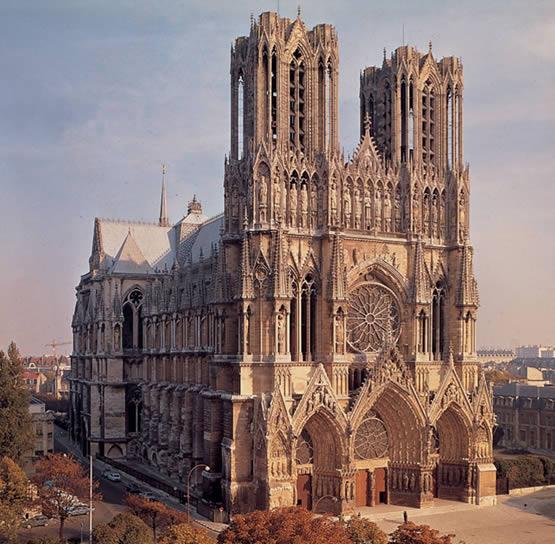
[1,0,554,355]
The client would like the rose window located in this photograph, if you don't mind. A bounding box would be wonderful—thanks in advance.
[354,417,388,459]
[346,283,400,353]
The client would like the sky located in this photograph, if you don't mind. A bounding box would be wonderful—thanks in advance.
[1,0,554,355]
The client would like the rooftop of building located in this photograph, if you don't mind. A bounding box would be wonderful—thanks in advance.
[494,382,555,399]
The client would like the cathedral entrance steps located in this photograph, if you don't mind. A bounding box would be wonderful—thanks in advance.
[354,498,488,524]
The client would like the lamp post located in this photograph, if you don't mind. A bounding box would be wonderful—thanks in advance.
[313,494,338,514]
[186,464,210,522]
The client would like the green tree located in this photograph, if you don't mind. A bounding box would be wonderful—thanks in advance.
[344,516,388,544]
[0,343,33,462]
[93,512,152,544]
[389,522,455,544]
[217,507,351,544]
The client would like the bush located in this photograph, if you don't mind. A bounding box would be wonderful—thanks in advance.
[389,522,454,544]
[218,507,351,544]
[494,455,546,488]
[344,516,388,544]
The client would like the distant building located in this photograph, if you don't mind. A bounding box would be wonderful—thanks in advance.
[23,356,71,399]
[27,397,54,462]
[515,345,555,359]
[516,367,548,386]
[477,348,514,365]
[494,383,555,452]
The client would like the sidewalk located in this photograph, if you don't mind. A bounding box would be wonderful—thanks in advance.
[355,498,487,525]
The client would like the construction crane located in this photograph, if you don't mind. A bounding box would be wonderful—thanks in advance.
[45,340,72,358]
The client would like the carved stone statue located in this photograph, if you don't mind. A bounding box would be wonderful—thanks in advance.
[412,190,420,232]
[330,182,338,225]
[310,184,317,227]
[364,192,372,229]
[273,179,281,222]
[431,195,439,237]
[459,191,467,241]
[259,177,268,223]
[383,190,392,232]
[277,312,286,354]
[375,188,382,230]
[300,184,308,228]
[290,183,298,226]
[394,190,401,232]
[335,315,344,354]
[354,187,362,229]
[343,189,352,227]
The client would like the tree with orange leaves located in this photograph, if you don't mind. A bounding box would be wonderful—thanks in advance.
[32,453,100,542]
[389,522,455,544]
[217,507,351,544]
[126,494,187,543]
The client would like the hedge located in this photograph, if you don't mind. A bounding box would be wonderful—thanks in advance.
[494,455,555,489]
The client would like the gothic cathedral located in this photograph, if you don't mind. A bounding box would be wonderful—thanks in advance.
[69,12,496,517]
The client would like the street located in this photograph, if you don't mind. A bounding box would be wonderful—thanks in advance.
[19,426,220,542]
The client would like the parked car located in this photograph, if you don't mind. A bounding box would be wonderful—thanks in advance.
[103,470,121,482]
[25,515,49,528]
[126,483,142,494]
[138,491,160,501]
[68,505,94,517]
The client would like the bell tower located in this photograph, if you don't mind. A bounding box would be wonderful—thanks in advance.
[360,44,464,173]
[230,11,339,162]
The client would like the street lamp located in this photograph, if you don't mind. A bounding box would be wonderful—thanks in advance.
[313,494,339,514]
[186,464,210,522]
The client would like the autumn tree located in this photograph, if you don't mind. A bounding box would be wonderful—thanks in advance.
[32,453,100,542]
[93,512,152,544]
[217,507,351,544]
[389,522,455,544]
[0,456,30,543]
[126,494,187,544]
[344,516,388,544]
[158,522,214,544]
[0,343,33,462]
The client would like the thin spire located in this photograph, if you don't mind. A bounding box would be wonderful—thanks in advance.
[159,163,170,227]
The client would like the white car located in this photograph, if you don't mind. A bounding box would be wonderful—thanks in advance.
[103,470,121,482]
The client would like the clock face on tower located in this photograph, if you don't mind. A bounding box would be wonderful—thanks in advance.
[346,282,400,353]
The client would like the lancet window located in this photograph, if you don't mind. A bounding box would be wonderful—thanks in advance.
[422,80,435,167]
[122,289,144,351]
[431,282,446,360]
[237,73,244,159]
[290,274,317,362]
[289,48,306,153]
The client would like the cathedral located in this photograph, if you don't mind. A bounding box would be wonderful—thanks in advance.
[69,11,496,517]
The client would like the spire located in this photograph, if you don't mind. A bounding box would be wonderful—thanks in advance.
[241,228,253,299]
[412,237,430,304]
[363,112,372,137]
[328,234,347,301]
[159,164,170,227]
[457,240,479,307]
[272,223,287,298]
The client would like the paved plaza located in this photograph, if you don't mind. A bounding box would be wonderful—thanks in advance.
[359,489,555,544]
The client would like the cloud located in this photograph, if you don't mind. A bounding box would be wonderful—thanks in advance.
[1,0,554,353]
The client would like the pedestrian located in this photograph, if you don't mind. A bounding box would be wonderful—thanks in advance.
[403,510,408,523]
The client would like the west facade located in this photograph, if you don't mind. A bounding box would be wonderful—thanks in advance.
[69,12,496,515]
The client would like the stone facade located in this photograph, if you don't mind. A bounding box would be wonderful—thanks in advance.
[494,383,555,452]
[69,11,496,514]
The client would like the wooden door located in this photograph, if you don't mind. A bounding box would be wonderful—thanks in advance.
[355,470,369,507]
[296,474,312,510]
[374,467,387,504]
